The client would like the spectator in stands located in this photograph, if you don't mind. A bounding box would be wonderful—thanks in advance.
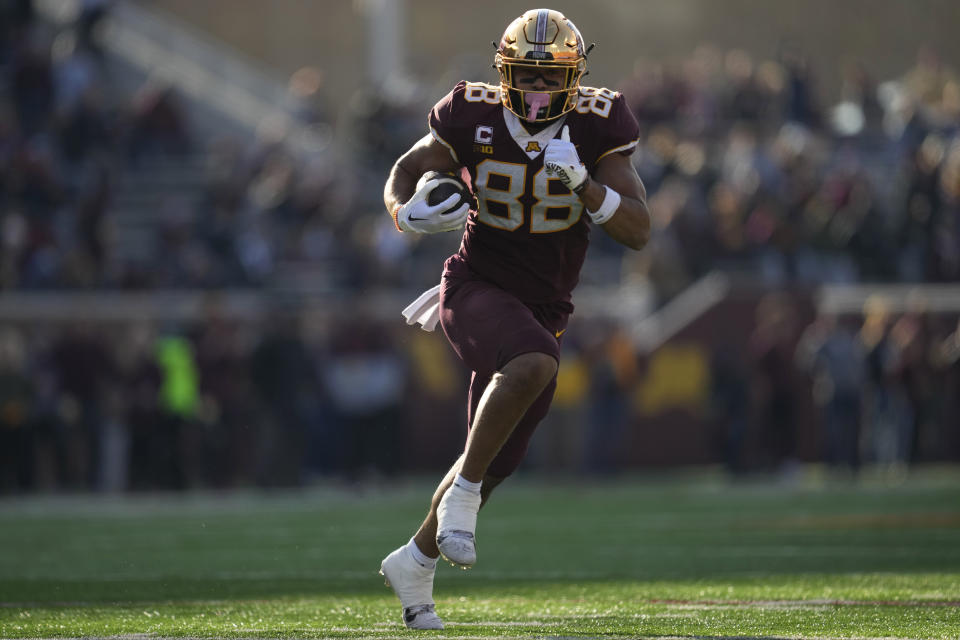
[620,58,687,130]
[0,327,33,491]
[346,84,423,179]
[721,49,770,125]
[57,85,111,167]
[929,139,960,281]
[50,324,113,489]
[889,298,939,463]
[12,136,63,223]
[859,297,913,473]
[896,134,945,281]
[900,46,959,127]
[583,324,639,476]
[75,0,112,59]
[117,322,163,491]
[62,159,112,287]
[0,0,34,63]
[838,60,885,137]
[193,304,260,487]
[154,331,202,488]
[285,65,332,127]
[0,209,28,289]
[249,309,318,487]
[51,30,101,115]
[127,81,191,162]
[795,312,865,475]
[932,318,960,458]
[748,293,802,476]
[709,344,750,475]
[322,320,406,482]
[10,30,54,136]
[777,42,821,128]
[22,327,68,490]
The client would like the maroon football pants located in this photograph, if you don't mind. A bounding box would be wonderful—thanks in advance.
[439,269,567,477]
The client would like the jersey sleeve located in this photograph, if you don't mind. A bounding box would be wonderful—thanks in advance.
[428,80,470,164]
[595,93,640,162]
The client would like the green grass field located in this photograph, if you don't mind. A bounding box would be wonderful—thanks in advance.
[1,468,959,639]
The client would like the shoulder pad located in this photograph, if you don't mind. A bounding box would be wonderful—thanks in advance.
[459,82,502,106]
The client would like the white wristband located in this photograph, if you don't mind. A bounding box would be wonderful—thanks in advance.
[586,185,621,225]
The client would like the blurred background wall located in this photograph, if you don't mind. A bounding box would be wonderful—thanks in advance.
[1,0,959,493]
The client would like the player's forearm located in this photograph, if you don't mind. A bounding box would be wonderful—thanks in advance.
[383,159,419,212]
[600,197,650,250]
[578,177,650,250]
[385,134,462,214]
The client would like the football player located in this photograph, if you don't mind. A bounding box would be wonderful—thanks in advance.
[380,8,650,629]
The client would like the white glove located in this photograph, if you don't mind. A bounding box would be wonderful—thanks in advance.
[544,125,588,193]
[395,176,469,233]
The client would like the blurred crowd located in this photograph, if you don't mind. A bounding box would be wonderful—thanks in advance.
[1,2,960,492]
[0,310,473,492]
[4,6,959,294]
[2,293,959,493]
[718,293,960,480]
[2,0,191,289]
[1,1,371,291]
[620,44,960,302]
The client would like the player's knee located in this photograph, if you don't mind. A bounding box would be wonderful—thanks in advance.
[502,351,558,393]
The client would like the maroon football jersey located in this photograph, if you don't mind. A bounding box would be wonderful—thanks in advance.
[429,80,639,305]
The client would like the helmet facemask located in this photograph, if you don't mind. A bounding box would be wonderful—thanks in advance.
[494,9,587,124]
[496,60,584,123]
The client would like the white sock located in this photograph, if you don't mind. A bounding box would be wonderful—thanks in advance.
[407,538,438,568]
[453,473,482,494]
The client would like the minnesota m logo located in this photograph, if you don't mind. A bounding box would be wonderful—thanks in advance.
[525,141,542,153]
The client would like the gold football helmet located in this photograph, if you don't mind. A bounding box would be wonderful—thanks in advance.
[495,8,587,123]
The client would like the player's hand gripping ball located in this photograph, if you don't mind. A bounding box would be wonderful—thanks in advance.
[422,171,472,208]
[395,171,472,233]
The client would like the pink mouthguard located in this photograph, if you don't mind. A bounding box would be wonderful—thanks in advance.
[524,93,550,122]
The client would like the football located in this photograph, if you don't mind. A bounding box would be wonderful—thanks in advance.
[418,171,473,212]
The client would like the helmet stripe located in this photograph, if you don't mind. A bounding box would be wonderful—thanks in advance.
[534,9,548,54]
